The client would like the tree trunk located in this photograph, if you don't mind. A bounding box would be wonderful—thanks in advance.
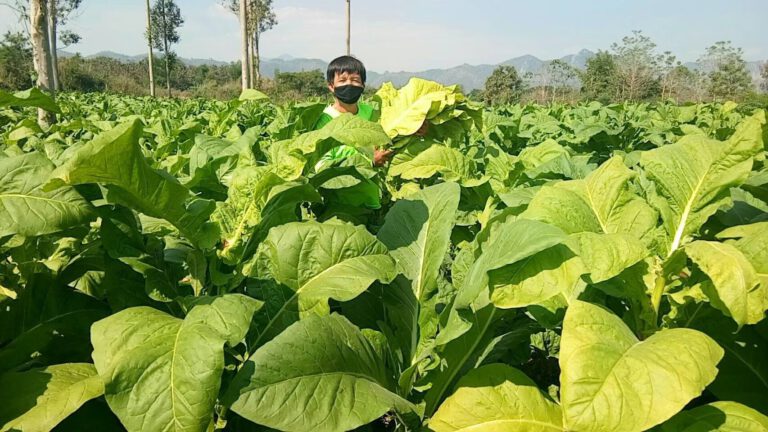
[146,0,156,97]
[163,54,171,97]
[160,0,171,97]
[248,27,255,88]
[239,0,250,91]
[254,29,261,87]
[30,0,56,126]
[48,0,59,91]
[345,0,350,55]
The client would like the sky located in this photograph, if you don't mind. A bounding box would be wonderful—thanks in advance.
[1,0,766,72]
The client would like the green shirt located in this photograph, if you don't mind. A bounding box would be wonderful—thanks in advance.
[314,102,375,129]
[313,102,381,209]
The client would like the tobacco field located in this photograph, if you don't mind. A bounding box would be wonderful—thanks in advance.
[1,79,767,431]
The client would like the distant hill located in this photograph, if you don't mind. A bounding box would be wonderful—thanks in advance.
[58,49,765,91]
[59,49,327,77]
[367,49,596,90]
[59,50,231,67]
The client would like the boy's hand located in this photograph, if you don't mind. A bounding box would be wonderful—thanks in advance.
[374,148,394,167]
[415,120,430,137]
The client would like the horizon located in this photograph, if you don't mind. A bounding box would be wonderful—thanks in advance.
[51,47,767,75]
[57,47,599,72]
[1,0,767,72]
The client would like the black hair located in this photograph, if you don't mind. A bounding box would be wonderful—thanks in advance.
[326,55,366,84]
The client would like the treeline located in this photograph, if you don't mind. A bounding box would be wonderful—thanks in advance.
[0,31,329,101]
[2,28,767,104]
[480,31,768,105]
[1,0,283,105]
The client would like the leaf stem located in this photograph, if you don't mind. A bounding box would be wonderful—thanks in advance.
[650,274,666,325]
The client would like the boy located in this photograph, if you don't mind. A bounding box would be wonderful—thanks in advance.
[314,55,393,167]
[313,56,393,211]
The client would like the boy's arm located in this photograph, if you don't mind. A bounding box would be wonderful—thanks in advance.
[373,148,394,167]
[372,121,428,167]
[415,120,429,136]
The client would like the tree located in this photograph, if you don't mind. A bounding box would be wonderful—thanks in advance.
[346,0,350,55]
[154,51,182,94]
[58,29,80,48]
[699,41,752,101]
[58,53,105,91]
[47,0,82,91]
[250,0,276,86]
[610,30,660,101]
[224,0,277,88]
[654,64,708,103]
[528,66,551,104]
[657,51,681,100]
[239,0,250,90]
[0,32,33,90]
[674,66,709,103]
[759,62,768,93]
[275,69,326,99]
[580,50,619,103]
[30,0,56,126]
[548,59,578,103]
[148,0,183,97]
[51,54,241,97]
[483,65,524,105]
[144,0,155,96]
[467,88,483,102]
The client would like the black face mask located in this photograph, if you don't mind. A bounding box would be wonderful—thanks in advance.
[333,84,364,104]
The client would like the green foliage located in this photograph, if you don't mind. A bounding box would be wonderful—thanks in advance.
[762,63,768,92]
[0,363,104,431]
[40,53,244,97]
[580,50,620,103]
[0,152,94,237]
[701,41,754,101]
[221,0,278,36]
[58,30,81,49]
[610,30,662,101]
[1,84,767,432]
[376,77,482,148]
[658,401,768,431]
[561,301,722,431]
[274,69,327,99]
[53,0,84,27]
[484,65,525,105]
[0,87,61,112]
[91,295,261,431]
[0,32,33,90]
[429,364,563,431]
[149,0,184,52]
[148,0,185,95]
[58,54,106,92]
[229,314,416,431]
[537,59,580,103]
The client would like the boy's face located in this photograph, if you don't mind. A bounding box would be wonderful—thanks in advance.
[328,71,364,92]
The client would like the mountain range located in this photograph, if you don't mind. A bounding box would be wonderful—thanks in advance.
[59,49,766,91]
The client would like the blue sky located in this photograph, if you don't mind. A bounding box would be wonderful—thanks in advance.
[1,0,766,72]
